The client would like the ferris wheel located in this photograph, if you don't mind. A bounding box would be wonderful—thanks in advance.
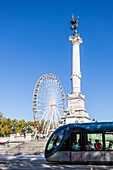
[32,73,66,136]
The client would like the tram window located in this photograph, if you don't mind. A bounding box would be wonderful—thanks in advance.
[87,133,103,150]
[47,128,65,151]
[71,133,81,151]
[70,133,103,151]
[59,130,70,151]
[105,132,113,150]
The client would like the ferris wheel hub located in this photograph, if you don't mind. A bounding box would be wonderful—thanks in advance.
[50,104,58,107]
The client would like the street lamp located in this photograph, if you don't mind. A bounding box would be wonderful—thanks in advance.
[22,126,26,138]
[27,124,31,133]
[22,126,26,133]
[11,125,16,134]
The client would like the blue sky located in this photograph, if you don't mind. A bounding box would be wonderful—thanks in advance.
[0,0,113,122]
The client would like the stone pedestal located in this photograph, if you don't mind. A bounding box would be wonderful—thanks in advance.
[10,134,16,141]
[26,133,31,140]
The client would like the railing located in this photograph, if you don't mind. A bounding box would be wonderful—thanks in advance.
[0,140,47,155]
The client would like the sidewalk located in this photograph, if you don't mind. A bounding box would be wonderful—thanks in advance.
[0,154,113,170]
[0,153,47,170]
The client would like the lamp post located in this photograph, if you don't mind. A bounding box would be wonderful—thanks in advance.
[27,124,31,133]
[10,123,16,141]
[26,124,31,140]
[11,125,16,134]
[22,126,26,138]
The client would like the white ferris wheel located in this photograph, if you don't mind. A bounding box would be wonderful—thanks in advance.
[32,73,66,136]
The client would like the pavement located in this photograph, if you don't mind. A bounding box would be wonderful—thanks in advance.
[0,154,46,170]
[0,154,113,170]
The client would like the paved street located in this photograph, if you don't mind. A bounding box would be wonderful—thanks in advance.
[0,154,113,170]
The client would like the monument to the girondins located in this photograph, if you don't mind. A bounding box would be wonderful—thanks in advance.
[61,16,91,124]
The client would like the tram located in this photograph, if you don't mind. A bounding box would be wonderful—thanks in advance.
[45,121,113,164]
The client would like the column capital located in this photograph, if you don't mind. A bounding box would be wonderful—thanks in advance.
[69,34,83,45]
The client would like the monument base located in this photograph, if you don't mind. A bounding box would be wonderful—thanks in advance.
[61,111,91,124]
[10,134,16,141]
[61,90,91,124]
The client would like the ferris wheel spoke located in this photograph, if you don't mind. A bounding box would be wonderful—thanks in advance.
[57,107,64,112]
[38,94,48,103]
[38,102,49,107]
[55,108,62,120]
[56,94,63,104]
[56,91,64,102]
[58,99,65,106]
[57,104,65,109]
[46,110,54,136]
[38,109,49,116]
[41,116,49,133]
[40,108,49,118]
[57,102,65,106]
[42,113,52,133]
[38,96,47,103]
[51,109,59,121]
[41,109,51,120]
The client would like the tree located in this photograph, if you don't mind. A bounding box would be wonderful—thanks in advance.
[0,116,36,137]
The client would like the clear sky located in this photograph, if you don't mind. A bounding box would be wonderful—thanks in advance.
[0,0,113,122]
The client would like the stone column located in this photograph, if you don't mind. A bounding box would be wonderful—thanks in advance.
[69,34,82,94]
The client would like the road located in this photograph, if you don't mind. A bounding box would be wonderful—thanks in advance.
[0,154,113,170]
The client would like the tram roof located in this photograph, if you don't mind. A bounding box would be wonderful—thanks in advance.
[57,121,113,132]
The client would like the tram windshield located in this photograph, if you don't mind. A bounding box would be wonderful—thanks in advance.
[46,127,65,153]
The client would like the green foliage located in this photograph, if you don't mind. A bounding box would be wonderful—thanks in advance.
[0,114,38,137]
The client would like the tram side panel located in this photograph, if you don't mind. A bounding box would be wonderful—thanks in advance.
[82,151,105,162]
[47,151,70,162]
[105,151,113,162]
[71,151,82,162]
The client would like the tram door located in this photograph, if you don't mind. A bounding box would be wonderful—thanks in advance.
[71,132,83,162]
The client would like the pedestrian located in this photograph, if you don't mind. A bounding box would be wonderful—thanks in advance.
[36,132,40,140]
